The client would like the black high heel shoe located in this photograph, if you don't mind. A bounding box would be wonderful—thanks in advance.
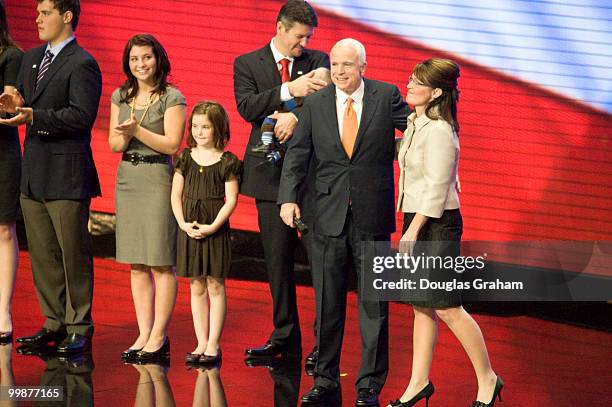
[134,337,170,362]
[0,332,13,344]
[471,376,504,407]
[121,347,142,360]
[390,381,435,407]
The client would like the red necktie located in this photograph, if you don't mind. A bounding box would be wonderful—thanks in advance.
[279,58,290,83]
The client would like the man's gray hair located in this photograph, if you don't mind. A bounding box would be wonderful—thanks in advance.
[334,38,367,65]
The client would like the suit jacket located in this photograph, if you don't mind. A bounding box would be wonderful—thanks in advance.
[233,44,329,201]
[397,112,460,218]
[18,39,102,200]
[278,79,410,237]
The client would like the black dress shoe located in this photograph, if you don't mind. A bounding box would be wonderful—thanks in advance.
[356,388,379,407]
[200,349,222,365]
[301,385,338,404]
[134,337,170,362]
[121,347,142,360]
[244,355,281,369]
[0,331,12,344]
[16,344,55,357]
[305,346,318,364]
[304,346,318,374]
[56,333,91,354]
[17,328,66,346]
[58,352,95,369]
[245,341,301,358]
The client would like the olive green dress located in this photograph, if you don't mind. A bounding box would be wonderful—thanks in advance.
[174,149,242,278]
[112,87,186,266]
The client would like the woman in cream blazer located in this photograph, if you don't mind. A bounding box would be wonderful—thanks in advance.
[389,59,503,407]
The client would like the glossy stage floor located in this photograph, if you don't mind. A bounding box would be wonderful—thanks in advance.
[4,252,610,406]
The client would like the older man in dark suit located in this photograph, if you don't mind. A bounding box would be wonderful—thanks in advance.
[0,0,101,354]
[234,0,329,366]
[279,38,410,406]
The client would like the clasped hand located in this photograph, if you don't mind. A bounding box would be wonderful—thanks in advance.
[181,221,215,240]
[0,89,32,126]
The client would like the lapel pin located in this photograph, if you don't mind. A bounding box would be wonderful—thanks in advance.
[33,64,37,68]
[297,71,303,75]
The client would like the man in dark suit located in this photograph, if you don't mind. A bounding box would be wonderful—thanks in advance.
[0,0,101,354]
[279,39,410,406]
[234,0,329,365]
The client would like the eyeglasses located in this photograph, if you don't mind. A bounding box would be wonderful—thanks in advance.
[408,75,428,87]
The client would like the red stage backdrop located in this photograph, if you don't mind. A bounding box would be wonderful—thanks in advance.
[6,1,612,244]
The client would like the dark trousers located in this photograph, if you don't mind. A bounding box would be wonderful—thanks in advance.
[256,199,301,347]
[270,358,302,407]
[300,219,317,340]
[312,208,389,391]
[20,195,94,337]
[37,355,94,407]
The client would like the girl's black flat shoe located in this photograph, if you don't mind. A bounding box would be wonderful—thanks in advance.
[199,349,222,365]
[134,337,170,361]
[185,353,202,364]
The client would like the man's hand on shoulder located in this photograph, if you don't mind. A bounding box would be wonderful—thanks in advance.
[287,70,327,98]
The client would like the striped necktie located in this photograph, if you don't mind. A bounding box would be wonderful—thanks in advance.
[36,50,54,89]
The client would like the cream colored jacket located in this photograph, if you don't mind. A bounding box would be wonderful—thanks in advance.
[397,112,460,218]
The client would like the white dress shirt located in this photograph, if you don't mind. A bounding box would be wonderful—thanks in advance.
[335,80,364,141]
[45,36,76,63]
[270,39,294,102]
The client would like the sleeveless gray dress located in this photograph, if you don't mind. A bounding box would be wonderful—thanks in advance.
[112,86,186,266]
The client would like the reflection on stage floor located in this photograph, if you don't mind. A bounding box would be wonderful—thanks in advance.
[3,254,610,406]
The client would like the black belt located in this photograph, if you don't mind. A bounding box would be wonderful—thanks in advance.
[122,152,169,166]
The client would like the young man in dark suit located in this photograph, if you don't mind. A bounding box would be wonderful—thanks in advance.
[234,0,329,368]
[279,39,410,406]
[0,0,102,354]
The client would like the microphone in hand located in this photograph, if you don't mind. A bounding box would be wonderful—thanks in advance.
[293,218,309,235]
